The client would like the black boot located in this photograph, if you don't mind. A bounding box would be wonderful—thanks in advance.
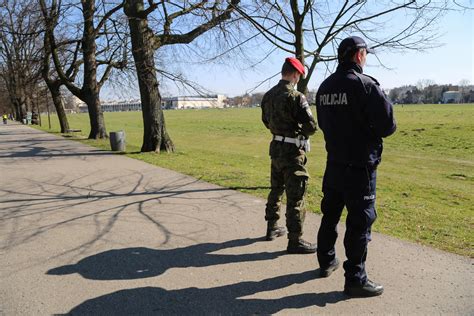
[344,279,384,297]
[265,222,286,241]
[319,257,340,278]
[287,238,317,254]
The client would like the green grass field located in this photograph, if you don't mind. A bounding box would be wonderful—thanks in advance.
[35,104,474,257]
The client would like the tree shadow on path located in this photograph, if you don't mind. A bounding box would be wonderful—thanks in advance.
[47,237,285,280]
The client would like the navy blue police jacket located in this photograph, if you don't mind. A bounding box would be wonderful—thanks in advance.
[316,62,396,167]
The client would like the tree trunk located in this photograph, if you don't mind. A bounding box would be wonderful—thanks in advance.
[82,0,107,139]
[48,83,70,133]
[125,0,174,153]
[293,11,308,95]
[25,94,31,113]
[13,99,21,121]
[18,99,27,121]
[83,91,107,139]
[41,11,70,134]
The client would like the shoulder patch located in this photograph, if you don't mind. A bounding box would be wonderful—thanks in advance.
[300,95,309,108]
[300,94,314,117]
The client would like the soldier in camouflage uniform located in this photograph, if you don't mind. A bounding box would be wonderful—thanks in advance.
[261,57,318,254]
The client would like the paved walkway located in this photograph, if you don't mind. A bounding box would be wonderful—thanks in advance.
[0,123,472,315]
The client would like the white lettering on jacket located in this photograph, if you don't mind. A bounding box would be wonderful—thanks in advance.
[363,194,375,201]
[319,93,348,106]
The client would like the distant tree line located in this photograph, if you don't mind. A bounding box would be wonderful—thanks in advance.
[224,92,263,108]
[388,81,474,104]
[226,81,474,108]
[224,90,318,108]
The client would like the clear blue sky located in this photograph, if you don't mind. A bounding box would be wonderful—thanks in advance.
[174,6,474,97]
[104,5,473,99]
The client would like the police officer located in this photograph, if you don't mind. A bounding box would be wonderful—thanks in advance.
[261,57,318,254]
[315,36,396,296]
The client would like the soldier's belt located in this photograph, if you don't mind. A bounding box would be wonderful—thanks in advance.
[273,135,311,152]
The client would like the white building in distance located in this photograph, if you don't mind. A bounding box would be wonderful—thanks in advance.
[78,95,226,112]
[442,91,462,103]
[78,99,141,113]
[65,95,84,113]
[162,95,226,109]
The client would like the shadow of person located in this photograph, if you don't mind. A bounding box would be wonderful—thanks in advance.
[47,237,286,280]
[66,271,348,314]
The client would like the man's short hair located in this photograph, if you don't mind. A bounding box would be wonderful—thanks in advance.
[338,48,364,63]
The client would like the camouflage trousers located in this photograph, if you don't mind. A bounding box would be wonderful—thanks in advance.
[265,154,309,240]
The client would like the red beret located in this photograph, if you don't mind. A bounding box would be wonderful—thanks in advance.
[285,57,305,75]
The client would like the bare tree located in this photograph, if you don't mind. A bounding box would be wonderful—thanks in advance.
[41,19,70,133]
[1,0,72,130]
[40,0,126,139]
[235,1,450,94]
[458,79,470,87]
[416,79,436,90]
[0,78,14,115]
[0,0,43,121]
[123,0,240,153]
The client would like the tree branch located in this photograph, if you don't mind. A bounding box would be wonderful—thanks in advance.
[94,2,124,36]
[155,0,241,48]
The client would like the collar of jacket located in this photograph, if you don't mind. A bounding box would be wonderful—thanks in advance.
[278,79,294,90]
[337,62,363,74]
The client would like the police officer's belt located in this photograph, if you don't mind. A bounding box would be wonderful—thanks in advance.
[273,135,310,152]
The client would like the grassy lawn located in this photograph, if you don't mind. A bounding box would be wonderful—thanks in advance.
[35,104,474,257]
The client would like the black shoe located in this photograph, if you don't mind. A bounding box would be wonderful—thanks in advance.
[344,279,384,297]
[319,258,340,278]
[265,226,286,241]
[287,239,317,254]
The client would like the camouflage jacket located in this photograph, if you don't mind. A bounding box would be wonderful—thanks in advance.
[261,80,317,158]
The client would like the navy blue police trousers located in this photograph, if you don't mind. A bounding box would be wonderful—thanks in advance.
[317,162,377,285]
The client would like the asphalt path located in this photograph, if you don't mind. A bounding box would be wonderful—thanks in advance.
[0,122,472,315]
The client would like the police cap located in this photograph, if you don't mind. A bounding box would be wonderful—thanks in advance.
[338,36,375,60]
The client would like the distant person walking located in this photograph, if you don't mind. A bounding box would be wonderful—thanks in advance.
[2,114,7,124]
[315,36,396,297]
[261,57,318,254]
